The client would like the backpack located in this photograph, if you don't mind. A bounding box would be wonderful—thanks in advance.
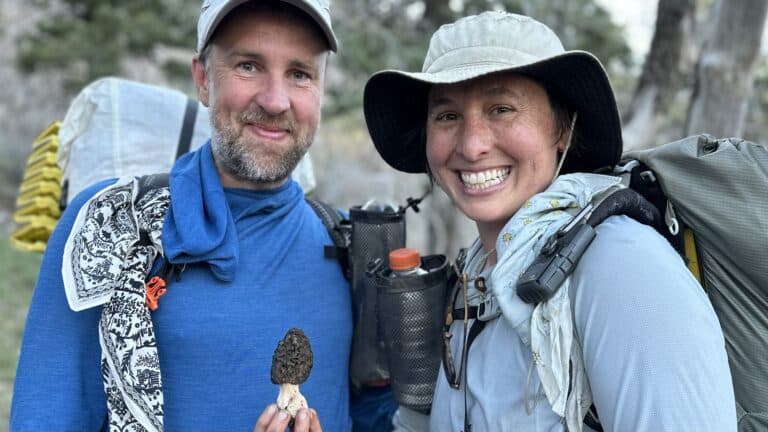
[10,77,346,274]
[518,134,768,430]
[623,135,768,431]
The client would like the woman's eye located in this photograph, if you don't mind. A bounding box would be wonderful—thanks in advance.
[436,112,458,121]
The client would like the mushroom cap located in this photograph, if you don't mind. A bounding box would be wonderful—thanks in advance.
[270,328,313,385]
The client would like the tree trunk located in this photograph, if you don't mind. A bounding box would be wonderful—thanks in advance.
[422,0,454,28]
[622,0,696,151]
[685,0,768,137]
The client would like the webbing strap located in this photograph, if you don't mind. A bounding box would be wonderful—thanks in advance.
[301,198,351,280]
[465,319,487,356]
[683,228,702,284]
[175,98,198,160]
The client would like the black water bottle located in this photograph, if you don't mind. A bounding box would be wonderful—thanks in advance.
[348,199,406,390]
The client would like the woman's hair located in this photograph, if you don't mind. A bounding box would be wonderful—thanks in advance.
[547,90,575,146]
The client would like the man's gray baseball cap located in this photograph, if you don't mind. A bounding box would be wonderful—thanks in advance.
[197,0,338,52]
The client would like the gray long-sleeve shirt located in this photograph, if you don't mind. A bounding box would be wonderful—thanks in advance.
[394,215,736,432]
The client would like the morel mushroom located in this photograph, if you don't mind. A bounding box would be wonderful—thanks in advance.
[270,328,313,418]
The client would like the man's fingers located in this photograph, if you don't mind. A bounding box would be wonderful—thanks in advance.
[292,408,322,432]
[253,405,321,432]
[254,404,278,430]
[308,409,322,432]
[293,409,311,430]
[253,405,291,432]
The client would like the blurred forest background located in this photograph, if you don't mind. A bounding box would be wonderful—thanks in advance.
[0,0,766,428]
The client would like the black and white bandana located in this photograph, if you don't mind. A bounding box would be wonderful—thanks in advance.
[63,177,170,432]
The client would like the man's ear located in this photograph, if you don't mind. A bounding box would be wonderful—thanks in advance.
[191,55,210,107]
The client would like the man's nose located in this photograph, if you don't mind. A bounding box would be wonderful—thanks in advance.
[255,77,290,115]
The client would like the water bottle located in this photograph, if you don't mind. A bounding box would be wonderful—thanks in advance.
[362,199,399,213]
[374,251,449,414]
[388,248,428,277]
[348,199,406,390]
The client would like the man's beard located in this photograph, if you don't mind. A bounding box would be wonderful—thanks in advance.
[210,107,314,185]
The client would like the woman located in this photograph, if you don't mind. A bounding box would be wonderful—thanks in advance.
[363,11,736,432]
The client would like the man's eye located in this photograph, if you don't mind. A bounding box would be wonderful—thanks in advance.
[492,105,514,114]
[292,71,310,80]
[238,63,255,72]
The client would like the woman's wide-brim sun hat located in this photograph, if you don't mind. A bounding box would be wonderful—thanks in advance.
[364,11,622,174]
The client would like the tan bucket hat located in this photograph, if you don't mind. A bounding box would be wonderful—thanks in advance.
[364,11,622,174]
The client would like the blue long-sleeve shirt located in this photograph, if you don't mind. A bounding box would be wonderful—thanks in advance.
[11,145,356,431]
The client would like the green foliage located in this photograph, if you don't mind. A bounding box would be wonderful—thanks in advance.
[0,237,41,429]
[328,0,632,115]
[466,0,632,69]
[15,0,631,113]
[16,0,198,93]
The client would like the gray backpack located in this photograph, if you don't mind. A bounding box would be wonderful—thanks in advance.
[517,134,768,430]
[622,134,768,431]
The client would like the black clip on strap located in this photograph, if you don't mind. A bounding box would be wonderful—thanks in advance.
[516,204,597,304]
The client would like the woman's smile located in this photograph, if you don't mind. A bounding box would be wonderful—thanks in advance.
[458,167,510,191]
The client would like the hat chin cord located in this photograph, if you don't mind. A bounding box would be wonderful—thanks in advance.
[552,112,578,181]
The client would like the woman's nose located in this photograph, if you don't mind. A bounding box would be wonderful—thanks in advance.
[457,117,493,161]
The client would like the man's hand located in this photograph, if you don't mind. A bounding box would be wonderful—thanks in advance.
[254,404,322,432]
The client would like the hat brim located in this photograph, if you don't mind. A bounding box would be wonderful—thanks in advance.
[363,51,622,174]
[282,0,338,52]
[199,0,337,52]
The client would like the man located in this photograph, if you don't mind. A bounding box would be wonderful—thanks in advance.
[11,1,380,431]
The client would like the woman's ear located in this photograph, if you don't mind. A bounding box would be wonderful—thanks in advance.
[552,113,578,179]
[559,112,578,152]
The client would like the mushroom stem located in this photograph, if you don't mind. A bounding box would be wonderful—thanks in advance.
[277,383,307,418]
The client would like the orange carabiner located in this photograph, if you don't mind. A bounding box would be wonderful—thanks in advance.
[145,276,167,311]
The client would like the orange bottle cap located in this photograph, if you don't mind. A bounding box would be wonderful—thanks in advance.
[389,248,421,271]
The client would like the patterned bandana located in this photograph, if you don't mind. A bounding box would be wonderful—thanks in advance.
[63,176,170,432]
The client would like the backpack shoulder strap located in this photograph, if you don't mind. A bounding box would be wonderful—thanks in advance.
[175,98,199,159]
[137,173,170,201]
[517,187,661,305]
[135,173,170,249]
[516,187,661,430]
[304,197,351,280]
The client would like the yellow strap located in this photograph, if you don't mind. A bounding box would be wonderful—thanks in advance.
[26,149,58,171]
[12,215,58,234]
[9,237,47,253]
[16,181,61,202]
[20,166,61,184]
[29,135,59,159]
[10,216,58,253]
[9,120,63,253]
[13,195,61,220]
[683,228,701,283]
[32,121,60,144]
